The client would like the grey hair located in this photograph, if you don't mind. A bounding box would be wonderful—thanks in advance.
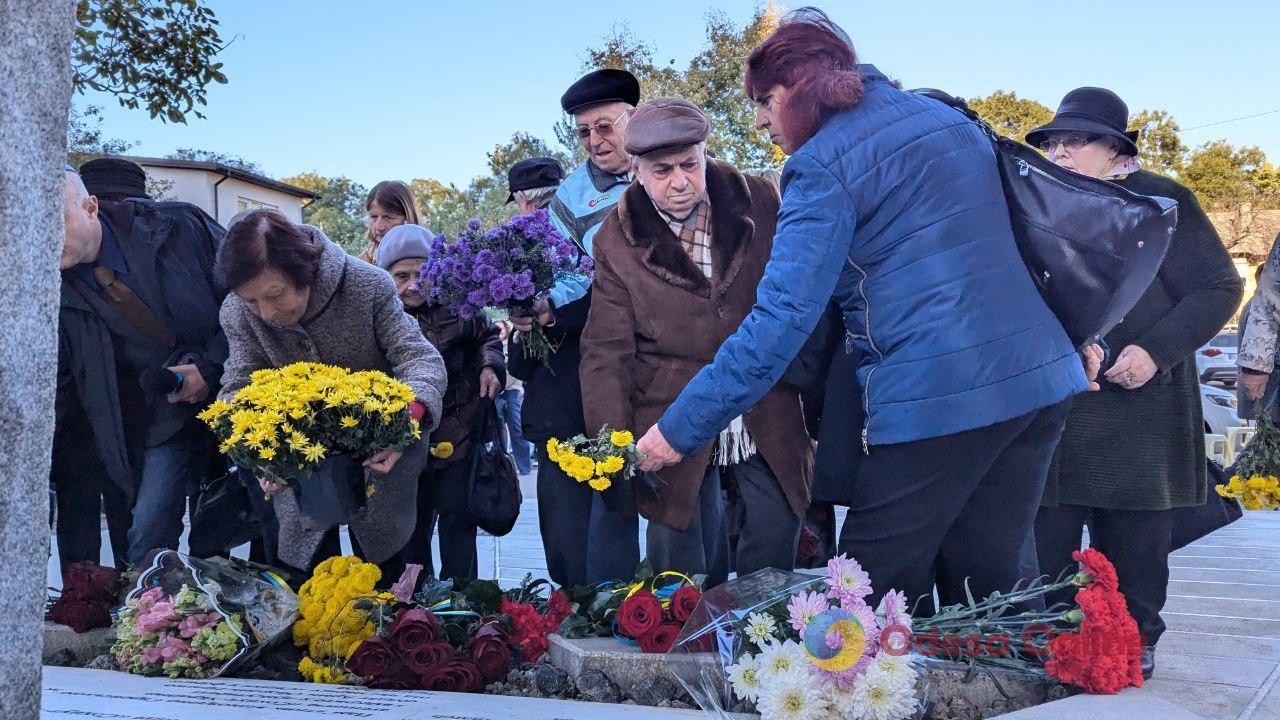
[515,185,559,211]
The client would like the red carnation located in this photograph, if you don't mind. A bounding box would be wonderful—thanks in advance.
[544,590,573,632]
[347,636,403,679]
[670,585,701,624]
[518,635,549,662]
[1073,548,1120,592]
[389,608,443,652]
[469,635,513,683]
[1045,585,1142,694]
[403,641,453,675]
[616,590,663,640]
[639,621,682,654]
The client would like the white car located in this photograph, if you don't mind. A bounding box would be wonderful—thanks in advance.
[1201,383,1240,436]
[1196,332,1238,386]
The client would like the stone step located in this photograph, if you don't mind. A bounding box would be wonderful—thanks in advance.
[1164,612,1280,638]
[1170,567,1280,585]
[992,687,1206,719]
[1169,555,1275,571]
[1150,650,1276,689]
[1164,595,1280,621]
[1169,579,1280,602]
[1158,630,1280,663]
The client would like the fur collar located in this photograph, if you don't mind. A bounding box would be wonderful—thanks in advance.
[615,159,756,297]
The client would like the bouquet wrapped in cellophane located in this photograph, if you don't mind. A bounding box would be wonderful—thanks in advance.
[112,551,298,679]
[1219,411,1280,510]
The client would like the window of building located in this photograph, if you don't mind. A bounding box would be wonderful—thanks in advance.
[236,197,278,213]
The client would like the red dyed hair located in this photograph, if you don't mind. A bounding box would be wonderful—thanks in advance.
[744,21,864,149]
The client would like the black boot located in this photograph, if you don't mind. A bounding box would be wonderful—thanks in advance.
[1140,645,1156,680]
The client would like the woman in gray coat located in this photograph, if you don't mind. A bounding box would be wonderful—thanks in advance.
[215,210,446,576]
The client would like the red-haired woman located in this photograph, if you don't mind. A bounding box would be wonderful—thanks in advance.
[637,10,1092,611]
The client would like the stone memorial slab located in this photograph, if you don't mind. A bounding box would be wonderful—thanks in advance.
[40,667,712,720]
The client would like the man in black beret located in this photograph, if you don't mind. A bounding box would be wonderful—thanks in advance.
[506,157,564,214]
[507,69,642,587]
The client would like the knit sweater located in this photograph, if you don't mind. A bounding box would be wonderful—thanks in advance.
[1043,171,1242,511]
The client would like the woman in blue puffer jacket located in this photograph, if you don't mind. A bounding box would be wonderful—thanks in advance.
[637,10,1091,611]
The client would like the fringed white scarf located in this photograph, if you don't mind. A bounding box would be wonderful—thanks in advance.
[714,416,757,466]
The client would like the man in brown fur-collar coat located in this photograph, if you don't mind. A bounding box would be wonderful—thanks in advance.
[580,98,812,585]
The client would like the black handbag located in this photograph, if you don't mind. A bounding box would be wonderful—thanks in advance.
[914,89,1179,349]
[190,466,274,555]
[467,400,522,537]
[1170,458,1245,551]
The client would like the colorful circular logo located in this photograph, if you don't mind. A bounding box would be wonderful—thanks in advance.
[803,608,867,672]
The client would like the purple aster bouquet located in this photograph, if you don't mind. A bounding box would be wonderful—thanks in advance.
[418,210,593,368]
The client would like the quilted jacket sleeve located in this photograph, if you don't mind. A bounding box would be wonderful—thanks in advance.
[658,153,857,455]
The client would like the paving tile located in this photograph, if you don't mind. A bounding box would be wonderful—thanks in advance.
[1169,555,1275,571]
[1171,567,1280,585]
[1165,595,1280,621]
[1251,676,1280,720]
[1140,678,1257,720]
[1160,630,1280,662]
[1165,612,1280,638]
[1170,580,1280,602]
[1153,650,1276,688]
[1175,545,1280,560]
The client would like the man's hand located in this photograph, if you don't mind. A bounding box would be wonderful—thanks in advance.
[496,320,513,342]
[1081,344,1104,391]
[479,367,501,399]
[637,425,684,472]
[166,364,209,404]
[1243,369,1270,401]
[510,298,554,334]
[364,447,404,474]
[258,476,286,497]
[1104,345,1158,390]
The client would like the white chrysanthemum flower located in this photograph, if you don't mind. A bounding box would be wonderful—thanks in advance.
[757,639,810,684]
[847,664,919,720]
[726,653,764,703]
[871,652,918,684]
[745,612,779,646]
[825,681,859,720]
[756,670,830,720]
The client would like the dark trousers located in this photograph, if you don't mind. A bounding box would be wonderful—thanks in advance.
[647,464,731,587]
[536,444,639,587]
[398,460,478,582]
[498,388,533,475]
[1035,504,1174,646]
[837,400,1071,612]
[54,474,131,575]
[126,426,209,564]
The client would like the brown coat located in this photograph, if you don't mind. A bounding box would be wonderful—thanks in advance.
[581,159,812,531]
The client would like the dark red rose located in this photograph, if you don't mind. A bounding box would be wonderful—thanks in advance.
[796,525,821,562]
[368,668,420,690]
[469,635,512,684]
[670,585,701,624]
[389,608,443,652]
[639,622,682,654]
[420,658,484,693]
[616,590,663,640]
[403,641,453,675]
[50,592,112,633]
[472,621,508,643]
[346,636,403,679]
[518,635,549,663]
[63,562,120,602]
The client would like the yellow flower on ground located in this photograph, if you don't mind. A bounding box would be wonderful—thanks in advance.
[610,430,634,448]
[430,442,454,459]
[340,416,359,429]
[589,476,612,492]
[599,455,625,474]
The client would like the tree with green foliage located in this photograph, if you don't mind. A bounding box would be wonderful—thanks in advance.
[967,91,1053,143]
[167,147,261,174]
[1181,141,1280,211]
[282,172,368,253]
[1128,109,1186,177]
[73,0,228,123]
[66,104,135,167]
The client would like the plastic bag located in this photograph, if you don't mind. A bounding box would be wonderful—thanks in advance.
[113,550,299,678]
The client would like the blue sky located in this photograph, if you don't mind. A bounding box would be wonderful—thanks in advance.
[78,1,1280,188]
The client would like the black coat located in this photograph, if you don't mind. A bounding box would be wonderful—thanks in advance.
[55,198,227,497]
[507,291,591,445]
[1045,171,1242,511]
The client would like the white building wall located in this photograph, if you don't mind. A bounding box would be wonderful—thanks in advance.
[137,165,306,226]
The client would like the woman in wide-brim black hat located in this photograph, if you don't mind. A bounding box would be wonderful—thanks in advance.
[1029,86,1242,680]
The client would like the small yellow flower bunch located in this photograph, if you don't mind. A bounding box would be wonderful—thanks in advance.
[429,441,455,460]
[1217,474,1280,511]
[292,556,394,684]
[547,426,642,492]
[200,362,420,485]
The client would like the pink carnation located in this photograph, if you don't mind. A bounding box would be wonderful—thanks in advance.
[136,600,180,635]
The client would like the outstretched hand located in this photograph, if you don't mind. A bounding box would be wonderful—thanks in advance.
[637,425,683,472]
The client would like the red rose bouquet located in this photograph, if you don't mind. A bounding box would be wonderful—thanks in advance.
[50,562,121,633]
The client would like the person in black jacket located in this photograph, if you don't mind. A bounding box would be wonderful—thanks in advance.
[56,169,227,574]
[1027,88,1243,679]
[378,224,506,581]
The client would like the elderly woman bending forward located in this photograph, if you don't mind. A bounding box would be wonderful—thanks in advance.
[215,210,446,575]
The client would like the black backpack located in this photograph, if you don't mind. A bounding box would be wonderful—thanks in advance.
[914,89,1179,349]
[467,400,522,537]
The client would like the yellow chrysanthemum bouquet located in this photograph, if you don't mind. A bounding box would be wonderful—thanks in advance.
[293,556,393,684]
[547,427,642,492]
[1219,411,1280,511]
[200,362,421,530]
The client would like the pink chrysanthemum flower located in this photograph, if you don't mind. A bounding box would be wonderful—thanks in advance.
[876,588,912,629]
[787,590,830,633]
[826,555,873,602]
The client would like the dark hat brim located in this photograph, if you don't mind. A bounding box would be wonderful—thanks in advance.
[1026,116,1139,156]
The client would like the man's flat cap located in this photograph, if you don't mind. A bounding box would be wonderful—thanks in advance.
[623,97,711,157]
